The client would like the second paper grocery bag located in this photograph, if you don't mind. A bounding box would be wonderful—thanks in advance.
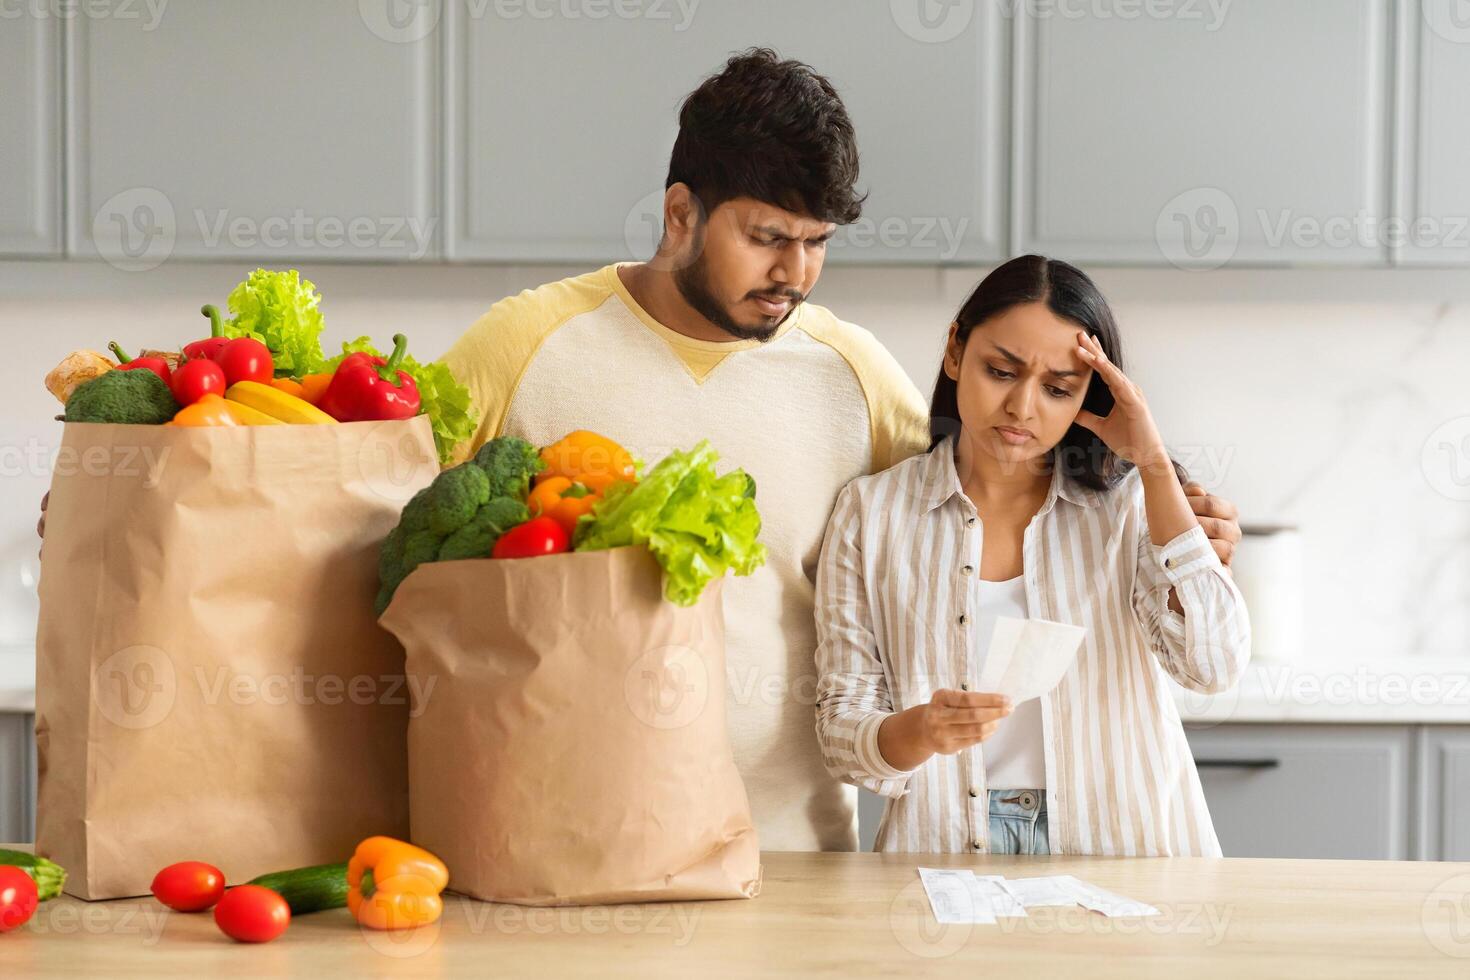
[35,415,438,899]
[380,545,762,906]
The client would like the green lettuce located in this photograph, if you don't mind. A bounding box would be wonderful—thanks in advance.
[328,337,477,466]
[573,441,766,606]
[224,269,329,377]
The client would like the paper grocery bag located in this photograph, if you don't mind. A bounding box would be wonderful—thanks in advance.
[380,546,762,906]
[35,415,438,899]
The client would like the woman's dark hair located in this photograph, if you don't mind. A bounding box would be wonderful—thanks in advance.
[929,254,1184,492]
[666,48,865,225]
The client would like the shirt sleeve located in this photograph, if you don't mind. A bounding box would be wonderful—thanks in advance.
[813,482,915,799]
[1131,485,1252,693]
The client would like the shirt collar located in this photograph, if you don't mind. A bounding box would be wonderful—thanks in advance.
[918,435,1104,515]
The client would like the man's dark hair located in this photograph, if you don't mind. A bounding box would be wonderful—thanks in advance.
[666,47,865,225]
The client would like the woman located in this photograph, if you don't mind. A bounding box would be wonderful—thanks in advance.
[813,255,1249,857]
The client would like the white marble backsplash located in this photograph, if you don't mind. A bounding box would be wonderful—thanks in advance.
[2,260,1468,667]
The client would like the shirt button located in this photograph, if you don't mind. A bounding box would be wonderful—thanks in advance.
[966,517,978,528]
[960,682,969,691]
[972,840,984,850]
[961,564,974,576]
[969,788,979,798]
[958,614,968,626]
[1164,557,1175,569]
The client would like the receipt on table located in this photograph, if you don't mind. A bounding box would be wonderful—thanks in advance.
[973,616,1086,703]
[918,870,1158,922]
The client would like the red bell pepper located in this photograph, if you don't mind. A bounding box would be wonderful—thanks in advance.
[184,305,231,362]
[107,342,172,386]
[318,334,421,422]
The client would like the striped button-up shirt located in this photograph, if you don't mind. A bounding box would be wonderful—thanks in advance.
[813,437,1251,856]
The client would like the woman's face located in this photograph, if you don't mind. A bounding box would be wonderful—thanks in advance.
[943,301,1094,469]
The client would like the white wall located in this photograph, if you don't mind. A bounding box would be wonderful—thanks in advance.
[3,260,1469,664]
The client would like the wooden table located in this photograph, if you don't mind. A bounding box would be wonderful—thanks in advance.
[5,846,1470,977]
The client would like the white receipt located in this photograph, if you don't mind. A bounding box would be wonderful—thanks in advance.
[917,870,1158,923]
[973,616,1086,703]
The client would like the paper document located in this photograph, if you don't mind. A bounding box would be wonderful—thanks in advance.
[974,616,1086,702]
[916,869,1158,923]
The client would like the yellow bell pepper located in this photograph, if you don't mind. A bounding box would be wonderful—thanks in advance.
[346,836,448,931]
[538,430,637,493]
[166,393,239,427]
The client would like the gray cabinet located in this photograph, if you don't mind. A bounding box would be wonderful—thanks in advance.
[445,0,1008,264]
[0,15,62,256]
[1014,0,1392,267]
[1418,728,1470,862]
[1186,725,1412,859]
[1393,0,1470,265]
[65,0,439,265]
[0,714,36,844]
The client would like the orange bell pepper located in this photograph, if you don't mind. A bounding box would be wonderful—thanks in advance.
[526,476,599,538]
[166,393,239,427]
[297,373,334,406]
[346,836,448,931]
[269,377,305,398]
[538,430,637,493]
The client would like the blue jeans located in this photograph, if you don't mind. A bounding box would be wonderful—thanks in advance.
[988,789,1050,855]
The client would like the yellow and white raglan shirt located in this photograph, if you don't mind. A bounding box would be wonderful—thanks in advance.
[440,263,930,851]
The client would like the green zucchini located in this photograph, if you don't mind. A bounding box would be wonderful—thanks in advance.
[0,848,66,901]
[246,861,349,915]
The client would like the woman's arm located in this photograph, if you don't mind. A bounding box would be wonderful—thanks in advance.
[1072,330,1251,691]
[813,484,915,799]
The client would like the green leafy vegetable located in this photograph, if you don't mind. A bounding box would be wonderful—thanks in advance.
[573,441,766,606]
[328,336,477,466]
[224,269,329,378]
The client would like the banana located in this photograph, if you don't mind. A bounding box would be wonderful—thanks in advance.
[223,399,285,425]
[226,380,339,425]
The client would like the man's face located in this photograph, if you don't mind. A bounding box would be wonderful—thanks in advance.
[671,195,835,342]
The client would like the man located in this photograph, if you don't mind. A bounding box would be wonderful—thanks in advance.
[434,48,1241,851]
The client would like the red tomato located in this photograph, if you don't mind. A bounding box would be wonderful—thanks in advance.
[213,337,273,386]
[170,358,227,406]
[491,516,571,559]
[213,885,290,943]
[0,866,39,933]
[151,860,226,912]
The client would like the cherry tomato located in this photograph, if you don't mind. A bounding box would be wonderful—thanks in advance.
[213,337,273,386]
[169,358,227,407]
[0,866,39,933]
[491,516,571,559]
[151,860,226,912]
[213,885,290,943]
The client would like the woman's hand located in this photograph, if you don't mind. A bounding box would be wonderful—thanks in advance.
[877,689,1011,772]
[1071,331,1172,475]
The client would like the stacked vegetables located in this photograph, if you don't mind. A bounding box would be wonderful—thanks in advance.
[46,269,476,464]
[374,429,768,614]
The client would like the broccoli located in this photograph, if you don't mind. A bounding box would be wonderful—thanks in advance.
[374,436,545,615]
[437,497,529,562]
[473,436,544,499]
[427,463,490,536]
[63,369,178,425]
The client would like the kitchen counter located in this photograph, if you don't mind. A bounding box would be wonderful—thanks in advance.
[4,846,1468,977]
[1173,658,1470,724]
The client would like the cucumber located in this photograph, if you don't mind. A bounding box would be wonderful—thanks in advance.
[246,861,349,915]
[0,848,66,901]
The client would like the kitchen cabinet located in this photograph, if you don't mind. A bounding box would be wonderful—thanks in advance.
[0,15,62,256]
[1393,0,1470,265]
[444,0,1008,264]
[65,0,439,265]
[1186,724,1412,859]
[0,713,36,844]
[1417,727,1470,862]
[1013,0,1392,267]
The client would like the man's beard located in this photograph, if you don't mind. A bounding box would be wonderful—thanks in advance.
[673,249,802,344]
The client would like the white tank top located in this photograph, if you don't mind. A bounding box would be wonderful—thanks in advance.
[975,575,1047,790]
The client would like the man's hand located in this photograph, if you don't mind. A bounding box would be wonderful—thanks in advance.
[1184,482,1240,569]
